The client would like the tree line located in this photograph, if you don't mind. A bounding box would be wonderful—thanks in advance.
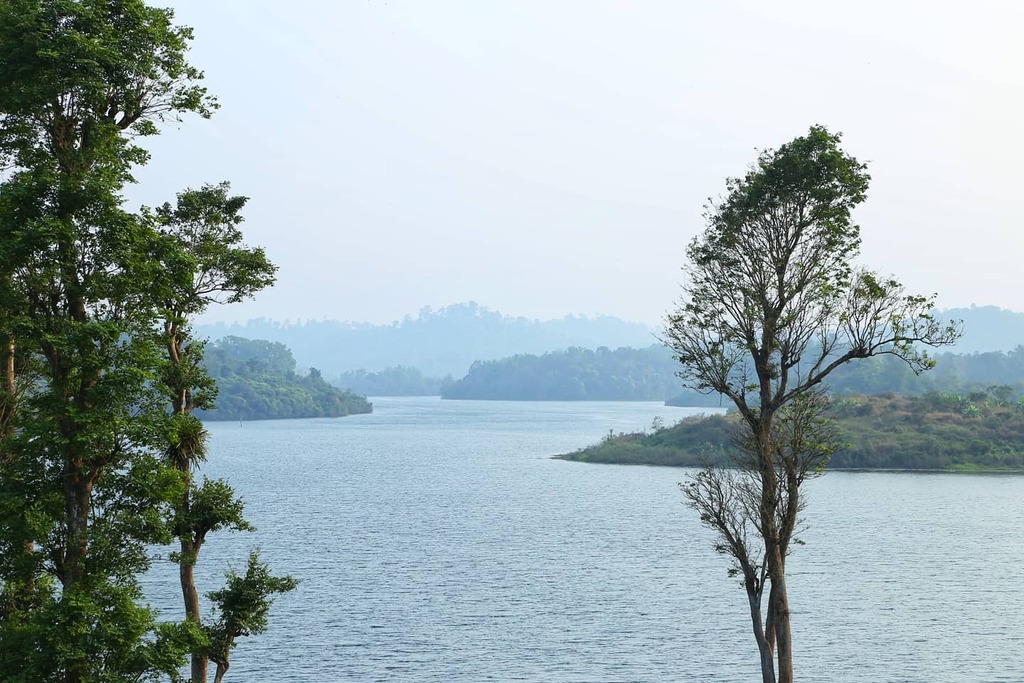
[666,346,1024,406]
[440,345,691,401]
[381,337,1024,403]
[337,365,452,397]
[201,302,1024,383]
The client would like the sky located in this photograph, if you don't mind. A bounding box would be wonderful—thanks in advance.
[131,1,1024,328]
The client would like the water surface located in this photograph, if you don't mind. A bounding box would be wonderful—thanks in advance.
[143,397,1024,681]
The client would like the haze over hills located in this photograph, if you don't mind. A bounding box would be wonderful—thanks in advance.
[942,305,1024,354]
[195,302,655,377]
[191,302,1024,403]
[196,303,1024,379]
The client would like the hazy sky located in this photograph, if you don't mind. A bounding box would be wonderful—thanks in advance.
[132,1,1024,327]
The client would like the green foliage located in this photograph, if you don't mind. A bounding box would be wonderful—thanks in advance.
[0,581,202,683]
[667,126,959,416]
[166,414,209,470]
[202,336,297,378]
[135,620,208,683]
[561,413,734,466]
[198,336,372,421]
[171,479,253,567]
[153,182,276,315]
[0,0,215,173]
[206,552,296,681]
[827,392,1024,470]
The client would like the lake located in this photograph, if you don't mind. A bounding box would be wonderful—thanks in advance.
[142,397,1024,682]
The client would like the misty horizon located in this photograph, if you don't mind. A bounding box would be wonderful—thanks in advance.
[121,1,1024,329]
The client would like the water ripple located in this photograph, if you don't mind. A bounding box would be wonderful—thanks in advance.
[141,398,1024,681]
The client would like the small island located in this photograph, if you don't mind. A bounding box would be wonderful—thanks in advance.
[558,391,1024,471]
[198,336,372,421]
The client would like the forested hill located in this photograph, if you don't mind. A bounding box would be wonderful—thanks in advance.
[438,342,1024,404]
[195,302,653,377]
[197,336,372,421]
[441,345,708,402]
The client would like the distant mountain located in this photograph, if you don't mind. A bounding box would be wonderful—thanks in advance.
[942,306,1024,353]
[192,303,1024,387]
[195,302,654,378]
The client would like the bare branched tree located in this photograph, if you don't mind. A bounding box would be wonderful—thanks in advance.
[682,389,838,682]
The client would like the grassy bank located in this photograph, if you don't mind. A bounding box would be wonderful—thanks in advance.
[557,392,1024,471]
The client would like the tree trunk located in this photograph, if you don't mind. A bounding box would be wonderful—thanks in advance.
[62,468,91,589]
[168,327,210,681]
[747,590,776,683]
[180,537,209,682]
[769,553,793,683]
[753,408,793,683]
[176,456,208,683]
[62,470,93,683]
[0,330,14,435]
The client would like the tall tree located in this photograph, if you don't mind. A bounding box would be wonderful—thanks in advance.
[664,126,960,683]
[0,1,231,680]
[153,182,282,682]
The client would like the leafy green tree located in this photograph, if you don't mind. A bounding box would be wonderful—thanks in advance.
[0,1,286,681]
[0,254,38,628]
[206,552,297,683]
[153,183,279,682]
[664,126,960,683]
